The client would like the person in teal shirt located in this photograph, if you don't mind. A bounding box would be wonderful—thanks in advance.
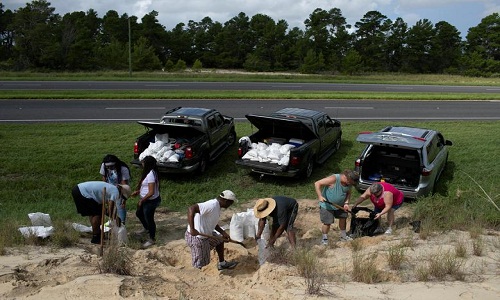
[314,169,359,244]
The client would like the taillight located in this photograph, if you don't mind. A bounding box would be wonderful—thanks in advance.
[134,142,139,155]
[421,168,431,176]
[185,147,193,159]
[290,156,300,166]
[355,158,361,167]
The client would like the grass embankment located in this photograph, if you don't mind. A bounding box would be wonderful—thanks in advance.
[1,71,500,100]
[0,121,498,249]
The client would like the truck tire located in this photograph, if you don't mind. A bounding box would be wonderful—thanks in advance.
[227,130,236,146]
[334,137,341,152]
[304,157,314,178]
[198,153,208,174]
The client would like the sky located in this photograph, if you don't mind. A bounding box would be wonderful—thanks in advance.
[2,0,499,38]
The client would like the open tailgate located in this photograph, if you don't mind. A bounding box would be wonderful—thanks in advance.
[356,132,425,149]
[245,114,316,140]
[137,121,204,136]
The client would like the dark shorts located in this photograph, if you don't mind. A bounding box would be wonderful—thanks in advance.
[280,202,298,232]
[72,185,101,216]
[374,203,402,213]
[320,207,348,224]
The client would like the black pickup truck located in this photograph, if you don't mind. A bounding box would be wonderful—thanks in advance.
[132,107,236,174]
[235,108,342,178]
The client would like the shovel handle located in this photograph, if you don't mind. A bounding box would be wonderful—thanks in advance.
[324,200,349,211]
[197,232,245,247]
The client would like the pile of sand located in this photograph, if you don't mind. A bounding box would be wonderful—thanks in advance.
[1,199,498,299]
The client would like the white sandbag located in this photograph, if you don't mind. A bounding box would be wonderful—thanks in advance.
[109,220,128,246]
[267,148,282,161]
[229,213,245,242]
[243,209,256,238]
[155,133,169,143]
[18,226,54,238]
[72,223,92,233]
[167,154,180,162]
[278,154,290,166]
[280,144,295,154]
[28,212,52,226]
[256,142,268,150]
[139,148,152,161]
[149,140,165,152]
[257,239,269,266]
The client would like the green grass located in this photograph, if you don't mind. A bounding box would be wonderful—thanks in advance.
[1,71,500,85]
[1,90,498,100]
[1,121,499,235]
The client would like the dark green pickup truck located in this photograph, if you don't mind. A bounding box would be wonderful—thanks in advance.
[132,107,236,174]
[235,107,342,178]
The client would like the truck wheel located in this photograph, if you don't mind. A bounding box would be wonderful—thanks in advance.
[334,137,341,152]
[227,130,236,146]
[198,154,208,174]
[304,159,314,178]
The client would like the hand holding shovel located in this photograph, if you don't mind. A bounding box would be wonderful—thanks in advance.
[197,232,253,249]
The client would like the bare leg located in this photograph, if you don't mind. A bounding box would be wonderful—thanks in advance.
[215,242,225,262]
[286,229,296,248]
[387,209,395,228]
[322,224,331,234]
[338,218,347,231]
[89,215,101,235]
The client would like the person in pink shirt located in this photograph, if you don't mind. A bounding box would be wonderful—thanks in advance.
[351,182,404,235]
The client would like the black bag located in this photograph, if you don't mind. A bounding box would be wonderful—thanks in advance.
[349,206,380,238]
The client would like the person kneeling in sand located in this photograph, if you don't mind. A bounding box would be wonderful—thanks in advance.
[185,190,239,271]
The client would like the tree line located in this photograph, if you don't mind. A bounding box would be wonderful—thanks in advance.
[0,0,498,76]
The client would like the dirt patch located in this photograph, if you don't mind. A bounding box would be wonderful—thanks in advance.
[1,199,499,299]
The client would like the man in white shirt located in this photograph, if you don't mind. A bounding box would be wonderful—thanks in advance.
[185,190,239,270]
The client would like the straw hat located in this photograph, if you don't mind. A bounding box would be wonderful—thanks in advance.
[254,198,276,218]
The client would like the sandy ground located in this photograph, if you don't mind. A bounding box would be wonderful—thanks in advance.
[1,199,499,299]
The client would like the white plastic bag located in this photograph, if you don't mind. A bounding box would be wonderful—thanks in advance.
[18,226,54,238]
[257,239,269,265]
[229,213,245,242]
[28,212,52,226]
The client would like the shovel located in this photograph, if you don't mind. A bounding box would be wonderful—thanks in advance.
[197,232,254,249]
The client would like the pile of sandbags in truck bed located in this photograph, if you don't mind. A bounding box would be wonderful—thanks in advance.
[240,136,296,166]
[139,133,184,163]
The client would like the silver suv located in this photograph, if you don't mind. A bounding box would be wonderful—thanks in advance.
[354,126,452,199]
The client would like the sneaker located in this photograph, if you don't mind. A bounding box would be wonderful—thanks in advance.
[385,228,393,235]
[142,239,155,248]
[339,235,353,242]
[217,260,238,271]
[135,228,149,235]
[321,239,328,245]
[373,227,385,235]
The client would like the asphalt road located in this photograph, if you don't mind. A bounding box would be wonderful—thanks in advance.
[1,81,500,93]
[1,99,499,122]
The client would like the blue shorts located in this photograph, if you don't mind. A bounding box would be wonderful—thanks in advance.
[374,203,402,213]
